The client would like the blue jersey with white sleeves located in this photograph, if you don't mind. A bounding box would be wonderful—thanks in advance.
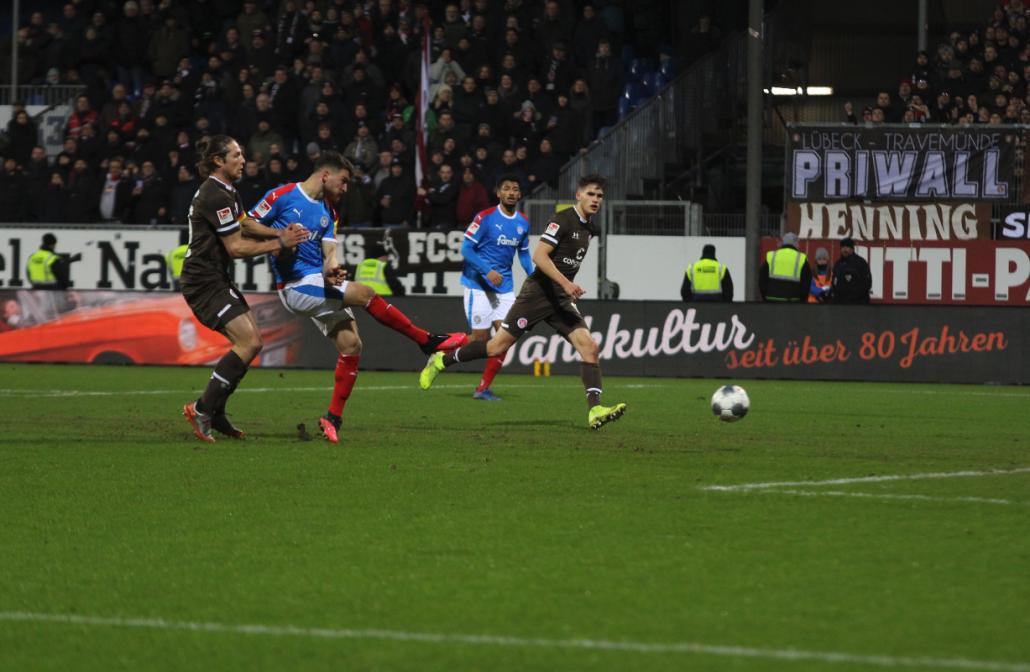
[247,182,338,285]
[460,206,533,293]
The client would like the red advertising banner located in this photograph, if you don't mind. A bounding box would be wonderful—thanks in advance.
[760,237,1030,305]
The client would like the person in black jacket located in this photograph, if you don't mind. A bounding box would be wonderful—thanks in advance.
[376,158,415,227]
[422,163,459,229]
[831,238,873,304]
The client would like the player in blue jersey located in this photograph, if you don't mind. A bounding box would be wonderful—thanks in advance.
[248,151,466,444]
[459,175,534,400]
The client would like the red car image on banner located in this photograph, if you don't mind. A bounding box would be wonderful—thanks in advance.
[0,290,302,366]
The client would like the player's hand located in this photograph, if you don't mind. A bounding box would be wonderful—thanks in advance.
[564,281,585,299]
[325,266,348,285]
[279,224,308,250]
[486,270,503,287]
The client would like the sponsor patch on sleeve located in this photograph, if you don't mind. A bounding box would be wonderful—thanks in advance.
[545,222,560,236]
[217,207,234,225]
[466,220,481,236]
[255,199,271,217]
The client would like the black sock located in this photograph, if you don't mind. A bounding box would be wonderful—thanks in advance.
[444,339,488,366]
[197,351,249,415]
[581,362,602,409]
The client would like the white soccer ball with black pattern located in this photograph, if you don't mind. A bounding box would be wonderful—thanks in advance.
[711,384,749,422]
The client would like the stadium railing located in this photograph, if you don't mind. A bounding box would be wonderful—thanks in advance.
[531,33,747,203]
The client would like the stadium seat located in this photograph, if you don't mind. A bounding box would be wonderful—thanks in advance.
[653,72,671,92]
[622,81,647,106]
[640,70,658,94]
[628,57,654,81]
[658,57,679,79]
[617,97,633,119]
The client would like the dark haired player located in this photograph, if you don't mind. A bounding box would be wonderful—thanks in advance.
[420,175,626,430]
[458,174,533,401]
[248,151,467,444]
[181,135,308,442]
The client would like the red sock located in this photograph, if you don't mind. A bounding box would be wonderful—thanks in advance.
[328,354,360,417]
[476,355,504,392]
[365,295,429,345]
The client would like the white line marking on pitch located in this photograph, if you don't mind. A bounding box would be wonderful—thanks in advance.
[0,383,665,398]
[0,612,1027,671]
[756,489,1018,506]
[701,467,1030,492]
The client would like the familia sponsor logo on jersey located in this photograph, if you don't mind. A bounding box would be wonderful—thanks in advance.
[495,234,521,246]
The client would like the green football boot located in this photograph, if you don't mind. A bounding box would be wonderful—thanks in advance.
[588,403,627,430]
[419,352,446,390]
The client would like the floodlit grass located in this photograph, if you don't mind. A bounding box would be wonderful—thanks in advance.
[1,363,1028,671]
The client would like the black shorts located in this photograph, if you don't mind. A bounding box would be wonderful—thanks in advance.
[500,276,588,339]
[182,279,250,332]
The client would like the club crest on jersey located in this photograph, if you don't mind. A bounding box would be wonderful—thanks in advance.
[545,222,560,236]
[321,215,329,228]
[517,317,528,329]
[217,207,234,225]
[467,220,481,235]
[517,226,524,235]
[255,199,271,217]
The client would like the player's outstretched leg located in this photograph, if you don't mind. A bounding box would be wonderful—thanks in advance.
[421,332,515,390]
[348,284,466,354]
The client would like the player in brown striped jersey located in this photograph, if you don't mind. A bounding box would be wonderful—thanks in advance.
[419,174,626,430]
[180,135,308,443]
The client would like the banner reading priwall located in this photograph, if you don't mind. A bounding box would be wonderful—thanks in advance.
[787,125,1017,202]
[1,291,1025,384]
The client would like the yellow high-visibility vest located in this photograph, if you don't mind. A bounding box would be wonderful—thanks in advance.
[27,250,59,286]
[765,248,807,302]
[687,259,725,295]
[355,258,392,295]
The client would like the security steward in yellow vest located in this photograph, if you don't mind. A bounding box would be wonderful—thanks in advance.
[167,243,189,289]
[28,233,80,289]
[759,232,812,302]
[682,243,734,302]
[354,241,404,296]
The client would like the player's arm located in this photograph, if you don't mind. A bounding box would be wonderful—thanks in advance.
[517,235,534,276]
[322,239,348,285]
[532,240,584,298]
[461,237,501,286]
[240,215,286,239]
[221,226,306,259]
[461,215,502,286]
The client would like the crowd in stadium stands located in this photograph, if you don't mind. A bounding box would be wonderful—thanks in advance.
[849,2,1030,125]
[0,0,639,228]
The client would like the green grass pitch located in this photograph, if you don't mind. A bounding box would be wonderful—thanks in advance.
[1,362,1029,671]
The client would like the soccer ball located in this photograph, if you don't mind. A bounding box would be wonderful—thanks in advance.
[711,384,749,422]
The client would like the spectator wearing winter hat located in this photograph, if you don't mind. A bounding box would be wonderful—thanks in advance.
[831,238,872,304]
[759,232,812,303]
